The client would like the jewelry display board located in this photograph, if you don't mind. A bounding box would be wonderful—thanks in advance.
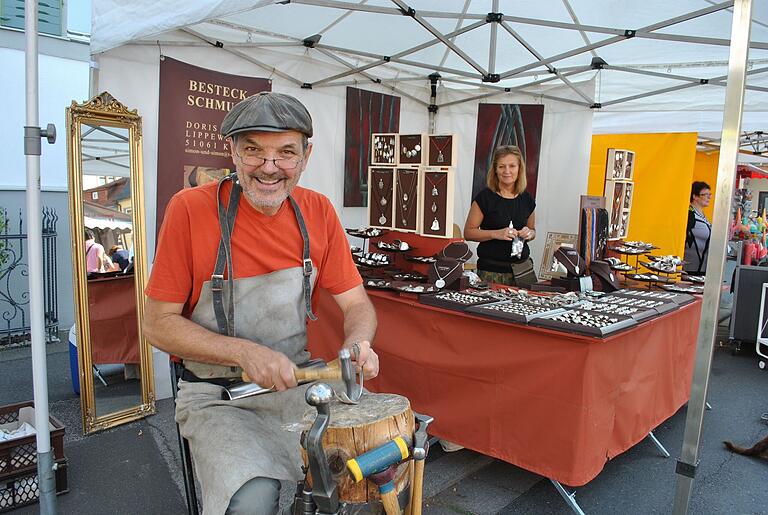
[465,300,566,324]
[371,133,398,165]
[611,288,695,306]
[427,134,456,167]
[530,308,637,337]
[398,134,425,166]
[574,299,657,321]
[606,148,635,181]
[419,169,455,238]
[605,180,633,240]
[595,293,678,315]
[419,290,495,312]
[394,168,421,232]
[367,167,395,228]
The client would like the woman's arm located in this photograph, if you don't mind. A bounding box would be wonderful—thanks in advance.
[463,201,515,242]
[518,212,536,241]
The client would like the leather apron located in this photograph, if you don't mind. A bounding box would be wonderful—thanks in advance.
[175,175,319,515]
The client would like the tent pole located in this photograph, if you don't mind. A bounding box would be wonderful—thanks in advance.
[428,73,439,133]
[672,0,752,513]
[24,0,57,512]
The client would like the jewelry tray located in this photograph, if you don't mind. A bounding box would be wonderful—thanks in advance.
[465,300,566,324]
[574,299,657,322]
[419,290,496,312]
[346,227,389,239]
[404,255,437,264]
[529,308,638,337]
[611,288,695,306]
[595,293,678,315]
[660,284,704,294]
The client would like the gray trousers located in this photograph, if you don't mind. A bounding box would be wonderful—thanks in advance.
[226,477,281,515]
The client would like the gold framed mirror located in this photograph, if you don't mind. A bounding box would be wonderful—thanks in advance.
[66,92,155,435]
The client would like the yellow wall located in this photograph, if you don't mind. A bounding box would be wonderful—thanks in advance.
[692,151,719,221]
[589,133,698,257]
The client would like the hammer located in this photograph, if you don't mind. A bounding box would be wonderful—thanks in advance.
[346,437,410,515]
[406,413,434,515]
[241,348,363,404]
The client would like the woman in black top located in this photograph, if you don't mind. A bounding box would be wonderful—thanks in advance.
[464,145,537,287]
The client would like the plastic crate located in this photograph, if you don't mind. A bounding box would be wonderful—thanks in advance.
[0,459,68,512]
[0,402,68,512]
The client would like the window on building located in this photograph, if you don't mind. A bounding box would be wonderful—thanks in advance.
[1,0,64,37]
[91,192,98,200]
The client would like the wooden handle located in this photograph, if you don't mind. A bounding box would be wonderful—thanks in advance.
[404,460,415,515]
[380,489,402,515]
[241,359,342,384]
[410,460,425,515]
[294,367,342,382]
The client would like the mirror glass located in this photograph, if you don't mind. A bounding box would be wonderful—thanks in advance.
[67,92,155,434]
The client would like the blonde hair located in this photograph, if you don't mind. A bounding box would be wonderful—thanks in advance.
[486,145,527,195]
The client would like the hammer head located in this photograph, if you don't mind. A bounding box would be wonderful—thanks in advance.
[413,412,434,460]
[336,347,363,404]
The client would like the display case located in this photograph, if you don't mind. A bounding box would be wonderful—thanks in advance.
[426,134,456,167]
[397,133,426,166]
[371,133,398,165]
[367,167,395,228]
[393,168,421,232]
[606,148,635,181]
[605,180,633,240]
[530,307,637,337]
[418,168,455,238]
[465,300,565,324]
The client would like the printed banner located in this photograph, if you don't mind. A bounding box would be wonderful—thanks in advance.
[156,57,271,230]
[471,104,544,202]
[343,87,400,207]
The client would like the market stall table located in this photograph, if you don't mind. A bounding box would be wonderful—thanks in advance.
[307,288,700,489]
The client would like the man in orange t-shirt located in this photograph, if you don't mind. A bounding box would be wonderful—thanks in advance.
[143,92,378,514]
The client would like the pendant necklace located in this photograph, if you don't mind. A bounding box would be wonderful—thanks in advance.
[397,170,418,226]
[401,139,422,159]
[430,136,452,164]
[425,172,447,231]
[373,170,390,225]
[433,259,465,288]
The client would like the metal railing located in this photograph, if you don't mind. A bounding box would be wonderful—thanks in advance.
[0,207,59,349]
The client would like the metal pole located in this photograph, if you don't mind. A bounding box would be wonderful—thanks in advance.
[672,1,753,513]
[428,73,440,134]
[24,0,57,512]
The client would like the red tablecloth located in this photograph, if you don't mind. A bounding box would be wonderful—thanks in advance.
[307,289,700,486]
[87,275,141,364]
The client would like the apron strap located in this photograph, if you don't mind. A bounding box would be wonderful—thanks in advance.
[288,196,318,321]
[212,174,241,337]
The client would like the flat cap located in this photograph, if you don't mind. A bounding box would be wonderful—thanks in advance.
[221,91,313,138]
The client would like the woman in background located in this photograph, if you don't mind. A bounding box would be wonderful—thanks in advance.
[464,145,537,287]
[684,181,712,275]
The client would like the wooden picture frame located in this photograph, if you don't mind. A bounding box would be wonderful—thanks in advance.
[539,232,578,280]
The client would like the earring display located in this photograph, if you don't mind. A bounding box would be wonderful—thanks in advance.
[606,148,635,181]
[419,290,496,312]
[427,135,455,167]
[398,134,425,165]
[530,308,637,337]
[466,300,566,324]
[367,167,394,228]
[395,168,420,231]
[371,133,397,165]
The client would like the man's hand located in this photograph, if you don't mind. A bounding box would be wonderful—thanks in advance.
[237,342,297,391]
[518,227,534,240]
[346,340,379,380]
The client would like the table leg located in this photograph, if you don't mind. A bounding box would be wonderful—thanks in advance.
[647,431,670,458]
[550,479,586,515]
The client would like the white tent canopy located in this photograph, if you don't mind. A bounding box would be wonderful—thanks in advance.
[91,0,768,132]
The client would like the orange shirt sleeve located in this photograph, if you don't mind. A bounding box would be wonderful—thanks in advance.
[315,196,361,295]
[144,193,195,304]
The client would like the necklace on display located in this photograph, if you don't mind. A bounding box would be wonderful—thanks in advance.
[425,173,448,231]
[431,136,451,163]
[374,171,390,225]
[397,170,418,226]
[433,259,464,288]
[401,139,421,159]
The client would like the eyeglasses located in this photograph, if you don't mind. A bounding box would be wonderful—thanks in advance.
[699,192,712,198]
[234,149,303,170]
